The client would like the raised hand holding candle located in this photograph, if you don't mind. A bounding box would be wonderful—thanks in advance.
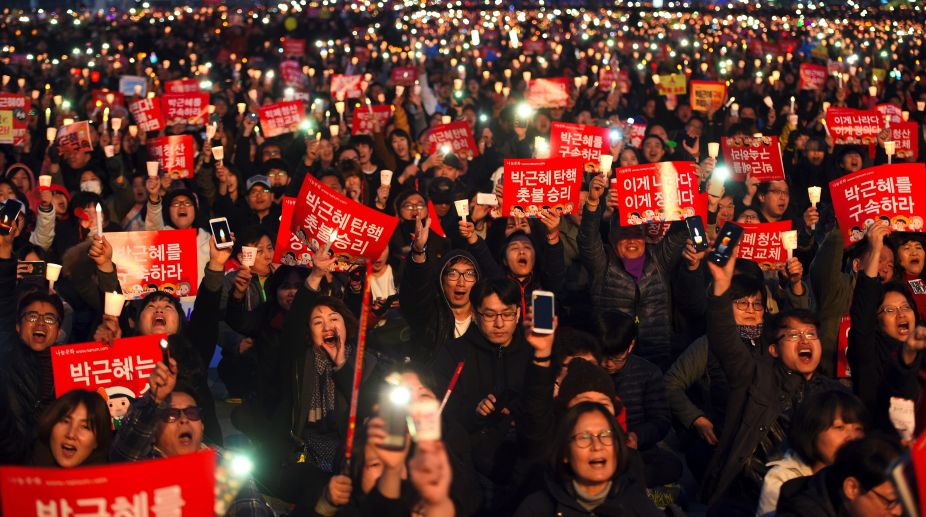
[38,175,52,189]
[212,146,224,163]
[599,154,613,177]
[884,141,896,164]
[781,230,798,260]
[807,186,822,208]
[707,142,720,159]
[104,292,126,317]
[237,102,247,115]
[146,161,159,177]
[380,169,393,186]
[95,203,104,237]
[455,199,470,221]
[240,246,257,267]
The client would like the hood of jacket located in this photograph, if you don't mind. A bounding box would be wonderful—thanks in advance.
[435,248,482,311]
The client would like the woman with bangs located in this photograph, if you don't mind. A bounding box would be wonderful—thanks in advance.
[31,389,113,468]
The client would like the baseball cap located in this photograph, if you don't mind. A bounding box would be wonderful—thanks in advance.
[246,175,271,192]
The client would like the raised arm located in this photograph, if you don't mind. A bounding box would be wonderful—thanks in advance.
[577,173,609,283]
[706,252,756,390]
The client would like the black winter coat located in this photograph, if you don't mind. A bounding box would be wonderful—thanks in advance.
[513,475,663,517]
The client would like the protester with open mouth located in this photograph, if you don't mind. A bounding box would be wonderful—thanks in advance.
[32,389,112,468]
[891,233,926,321]
[144,186,212,289]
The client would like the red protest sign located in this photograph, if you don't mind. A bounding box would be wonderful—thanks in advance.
[108,229,200,298]
[721,135,786,182]
[502,157,583,217]
[526,78,569,108]
[147,135,195,179]
[837,314,852,378]
[331,74,364,99]
[91,89,126,108]
[428,121,479,159]
[258,100,305,138]
[56,121,93,153]
[0,450,216,516]
[799,63,828,91]
[0,93,30,146]
[164,78,200,94]
[128,97,165,133]
[282,37,306,57]
[629,122,647,148]
[876,104,903,125]
[598,68,630,93]
[161,92,209,126]
[829,163,926,245]
[351,105,392,135]
[612,161,707,226]
[690,81,727,112]
[280,60,305,87]
[523,39,547,55]
[549,121,609,169]
[291,174,399,266]
[826,107,882,145]
[734,221,792,270]
[892,122,919,160]
[274,196,315,267]
[391,67,418,85]
[51,335,164,398]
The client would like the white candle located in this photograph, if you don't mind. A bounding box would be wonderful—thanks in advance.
[781,230,798,260]
[789,96,795,113]
[330,124,340,138]
[104,292,126,317]
[146,161,159,177]
[455,199,470,221]
[111,117,122,132]
[211,146,224,162]
[599,154,613,176]
[46,127,57,142]
[95,203,104,237]
[320,230,337,256]
[237,102,246,114]
[128,125,138,138]
[45,263,62,289]
[707,142,720,158]
[205,123,217,139]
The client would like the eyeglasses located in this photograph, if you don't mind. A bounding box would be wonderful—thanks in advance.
[445,269,477,282]
[169,201,194,208]
[401,203,426,212]
[878,304,914,315]
[767,189,790,197]
[160,406,202,423]
[778,330,819,343]
[869,488,900,511]
[267,170,288,178]
[734,299,765,312]
[571,430,614,448]
[20,311,59,326]
[249,189,270,197]
[477,310,519,322]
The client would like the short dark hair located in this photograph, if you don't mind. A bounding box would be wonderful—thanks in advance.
[768,308,819,343]
[310,296,360,343]
[553,327,602,367]
[469,277,520,309]
[550,402,629,483]
[232,224,273,260]
[595,311,637,357]
[17,291,65,321]
[317,168,346,189]
[37,390,112,466]
[789,390,869,466]
[826,434,903,496]
[757,179,790,198]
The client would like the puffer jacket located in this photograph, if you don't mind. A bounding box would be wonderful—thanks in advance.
[513,474,663,517]
[577,203,688,369]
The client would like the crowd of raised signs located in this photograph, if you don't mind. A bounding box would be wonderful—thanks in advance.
[2,2,926,516]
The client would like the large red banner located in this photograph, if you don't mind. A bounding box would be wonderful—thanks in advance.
[390,67,418,85]
[892,122,920,160]
[258,100,305,138]
[330,74,364,99]
[826,107,883,145]
[57,121,93,153]
[721,135,786,182]
[351,105,392,135]
[830,163,926,245]
[147,135,195,179]
[0,450,216,516]
[0,93,30,146]
[51,334,164,398]
[273,197,315,267]
[734,221,792,270]
[428,121,479,159]
[129,97,165,133]
[161,92,209,126]
[108,229,200,298]
[799,63,828,91]
[282,37,306,57]
[526,78,569,108]
[502,157,583,217]
[549,121,610,169]
[291,175,398,267]
[164,78,200,94]
[612,161,707,226]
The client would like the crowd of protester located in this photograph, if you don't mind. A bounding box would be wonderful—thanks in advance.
[2,2,926,516]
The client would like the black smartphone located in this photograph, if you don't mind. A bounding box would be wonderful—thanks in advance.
[0,199,24,235]
[531,290,555,334]
[247,112,259,123]
[686,215,709,252]
[708,222,744,266]
[19,261,46,278]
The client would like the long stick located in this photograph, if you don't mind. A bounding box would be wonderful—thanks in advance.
[439,362,465,415]
[343,260,373,473]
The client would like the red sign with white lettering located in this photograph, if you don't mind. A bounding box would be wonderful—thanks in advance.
[549,121,610,169]
[51,335,164,398]
[107,229,200,298]
[164,78,200,94]
[502,157,583,217]
[428,121,479,159]
[0,94,30,146]
[129,97,165,133]
[161,92,209,126]
[892,122,919,160]
[351,105,392,135]
[526,78,569,108]
[258,100,305,138]
[799,63,828,91]
[390,67,418,86]
[57,121,93,153]
[147,135,195,179]
[282,37,306,57]
[273,197,315,267]
[734,221,792,270]
[331,74,364,100]
[826,107,883,145]
[721,135,786,182]
[612,161,707,226]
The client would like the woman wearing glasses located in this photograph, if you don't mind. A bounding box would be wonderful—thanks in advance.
[513,402,661,516]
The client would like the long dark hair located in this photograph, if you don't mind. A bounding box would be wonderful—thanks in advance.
[550,402,629,484]
[35,390,112,467]
[789,390,869,466]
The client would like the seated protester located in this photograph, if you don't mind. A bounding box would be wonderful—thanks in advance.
[31,389,113,468]
[399,213,480,362]
[775,435,905,517]
[665,272,767,479]
[110,360,273,516]
[388,190,450,283]
[579,171,688,370]
[218,225,275,399]
[144,184,211,288]
[701,252,849,514]
[848,221,925,431]
[241,175,282,241]
[891,233,926,320]
[513,402,662,517]
[596,312,680,488]
[756,390,868,517]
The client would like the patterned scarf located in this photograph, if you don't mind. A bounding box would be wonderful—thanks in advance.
[737,323,764,342]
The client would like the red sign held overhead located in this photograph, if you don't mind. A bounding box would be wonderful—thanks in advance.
[331,74,364,100]
[876,104,903,125]
[598,68,630,94]
[280,60,305,87]
[690,81,727,112]
[91,89,126,108]
[147,135,195,179]
[57,121,93,153]
[549,121,610,169]
[51,334,165,399]
[390,67,418,86]
[0,93,30,147]
[351,105,392,135]
[721,135,786,182]
[502,157,583,217]
[612,161,707,226]
[428,121,479,160]
[526,78,569,108]
[273,197,315,268]
[523,39,547,55]
[799,63,828,91]
[892,122,919,160]
[825,107,883,145]
[107,229,200,299]
[258,100,305,138]
[161,92,209,126]
[164,78,200,94]
[129,97,165,133]
[282,37,306,57]
[733,221,792,270]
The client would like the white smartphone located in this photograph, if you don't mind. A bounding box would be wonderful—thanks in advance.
[209,217,234,249]
[476,193,499,206]
[531,290,555,334]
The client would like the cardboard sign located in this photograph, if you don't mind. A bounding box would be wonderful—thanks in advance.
[282,37,306,56]
[273,197,315,267]
[0,111,12,144]
[390,66,418,86]
[330,74,364,99]
[734,221,792,270]
[799,63,828,91]
[280,60,305,87]
[51,335,164,398]
[147,135,195,179]
[549,121,610,168]
[428,121,479,159]
[892,122,919,160]
[826,107,883,145]
[502,157,583,217]
[161,92,209,126]
[57,121,93,153]
[351,104,392,135]
[721,135,786,182]
[837,314,852,378]
[258,100,305,138]
[598,68,630,93]
[91,89,126,108]
[108,229,200,299]
[129,97,165,133]
[291,174,399,266]
[690,80,727,112]
[830,163,926,245]
[612,161,707,226]
[876,104,904,125]
[526,77,569,108]
[656,73,687,96]
[0,450,216,517]
[0,93,30,146]
[164,78,200,94]
[118,75,148,97]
